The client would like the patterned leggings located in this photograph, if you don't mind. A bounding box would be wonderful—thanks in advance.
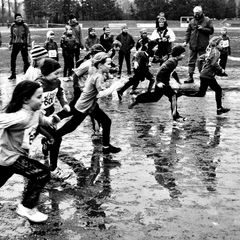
[0,156,50,209]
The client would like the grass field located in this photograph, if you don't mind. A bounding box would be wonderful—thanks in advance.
[0,20,239,75]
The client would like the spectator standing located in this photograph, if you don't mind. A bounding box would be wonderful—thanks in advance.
[183,6,214,83]
[100,26,114,52]
[60,25,78,77]
[219,27,231,69]
[9,13,31,80]
[116,25,135,76]
[85,28,100,51]
[0,31,2,47]
[68,14,84,66]
[44,30,59,61]
[149,16,175,65]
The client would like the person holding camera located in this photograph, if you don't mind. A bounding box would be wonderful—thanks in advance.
[183,6,214,83]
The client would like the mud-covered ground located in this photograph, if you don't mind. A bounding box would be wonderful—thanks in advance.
[0,63,240,240]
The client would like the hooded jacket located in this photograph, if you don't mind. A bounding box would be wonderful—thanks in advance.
[185,15,214,51]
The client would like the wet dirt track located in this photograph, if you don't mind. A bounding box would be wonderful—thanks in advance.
[0,68,240,240]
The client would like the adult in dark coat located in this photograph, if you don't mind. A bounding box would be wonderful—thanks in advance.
[183,6,214,83]
[116,25,135,76]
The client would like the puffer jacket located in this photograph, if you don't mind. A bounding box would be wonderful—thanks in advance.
[185,15,214,51]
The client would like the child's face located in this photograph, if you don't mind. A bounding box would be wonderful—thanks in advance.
[113,45,120,51]
[122,27,128,33]
[26,87,43,111]
[90,30,96,36]
[104,28,110,35]
[101,58,112,73]
[46,68,62,80]
[49,32,55,40]
[66,27,73,35]
[217,40,224,50]
[221,29,227,35]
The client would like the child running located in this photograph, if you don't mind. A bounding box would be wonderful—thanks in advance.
[186,36,230,115]
[49,52,124,166]
[128,45,186,122]
[35,58,70,179]
[0,80,51,223]
[24,45,48,81]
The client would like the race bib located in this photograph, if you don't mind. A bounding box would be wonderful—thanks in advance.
[48,50,57,58]
[222,40,229,48]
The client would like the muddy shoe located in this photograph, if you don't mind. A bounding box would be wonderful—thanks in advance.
[173,115,187,122]
[16,204,48,223]
[51,167,72,180]
[217,107,230,115]
[103,144,121,154]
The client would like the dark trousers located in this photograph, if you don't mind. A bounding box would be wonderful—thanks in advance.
[135,85,179,119]
[74,47,80,67]
[118,51,131,75]
[219,53,228,70]
[190,77,222,109]
[63,54,74,77]
[118,68,154,94]
[0,156,50,209]
[50,104,111,165]
[188,49,206,75]
[11,43,30,74]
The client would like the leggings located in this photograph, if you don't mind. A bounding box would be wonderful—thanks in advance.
[135,85,179,119]
[0,156,50,209]
[184,76,222,109]
[50,104,111,165]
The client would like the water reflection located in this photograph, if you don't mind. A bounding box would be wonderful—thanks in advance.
[184,117,225,192]
[133,108,183,199]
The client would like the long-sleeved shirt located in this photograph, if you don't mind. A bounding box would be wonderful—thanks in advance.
[156,57,180,85]
[0,109,50,166]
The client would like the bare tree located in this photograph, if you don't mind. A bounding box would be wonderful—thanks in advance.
[1,0,5,24]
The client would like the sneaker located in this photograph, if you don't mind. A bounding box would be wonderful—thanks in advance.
[173,115,187,122]
[16,204,48,223]
[117,91,123,101]
[217,107,230,115]
[8,74,16,80]
[103,144,121,154]
[51,167,72,180]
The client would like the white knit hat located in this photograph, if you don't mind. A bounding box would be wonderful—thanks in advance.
[30,45,48,60]
[193,6,202,13]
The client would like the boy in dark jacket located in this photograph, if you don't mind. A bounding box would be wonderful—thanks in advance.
[100,26,114,52]
[60,25,78,77]
[9,13,31,79]
[128,45,186,122]
[116,25,135,76]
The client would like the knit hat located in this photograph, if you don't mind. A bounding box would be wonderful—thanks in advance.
[15,13,22,19]
[69,13,76,20]
[46,30,54,39]
[209,36,222,46]
[171,45,186,57]
[40,58,61,76]
[30,45,48,60]
[193,6,202,13]
[90,44,106,55]
[92,52,109,66]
